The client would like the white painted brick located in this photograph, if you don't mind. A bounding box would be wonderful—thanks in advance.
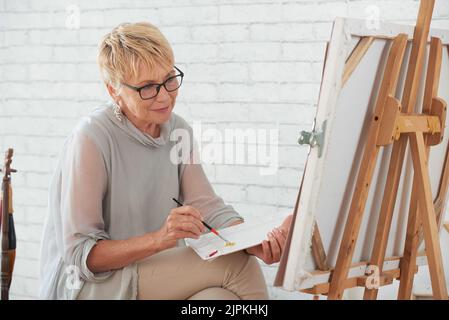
[159,6,218,26]
[247,103,316,124]
[246,186,299,207]
[282,42,327,62]
[201,163,216,183]
[279,124,305,146]
[15,223,44,242]
[312,22,334,41]
[180,82,217,102]
[28,63,78,81]
[11,206,27,224]
[0,134,27,154]
[0,99,98,118]
[348,1,419,22]
[232,203,279,220]
[2,30,30,46]
[174,43,218,63]
[4,0,30,11]
[278,145,308,169]
[218,42,281,62]
[78,27,110,46]
[0,64,28,81]
[1,0,448,300]
[0,117,79,136]
[186,63,248,83]
[217,83,280,103]
[213,183,246,203]
[160,26,191,44]
[9,275,39,297]
[13,155,57,173]
[9,169,27,188]
[0,12,63,29]
[279,83,321,103]
[29,29,79,46]
[250,23,314,41]
[52,45,97,63]
[191,25,250,43]
[27,0,74,11]
[24,206,48,225]
[80,8,160,29]
[28,0,129,11]
[26,136,66,156]
[432,19,449,30]
[27,172,53,188]
[188,102,249,121]
[12,257,40,278]
[277,187,299,207]
[250,62,317,83]
[219,4,282,23]
[282,2,348,22]
[13,187,49,207]
[247,185,277,205]
[77,63,103,82]
[215,165,278,186]
[172,101,191,120]
[0,46,53,63]
[278,167,303,188]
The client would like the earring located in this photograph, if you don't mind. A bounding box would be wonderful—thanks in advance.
[113,102,123,122]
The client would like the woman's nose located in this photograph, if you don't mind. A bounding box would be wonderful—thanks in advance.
[156,85,171,102]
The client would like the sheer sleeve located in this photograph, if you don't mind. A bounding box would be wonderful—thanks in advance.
[60,130,113,282]
[179,144,244,230]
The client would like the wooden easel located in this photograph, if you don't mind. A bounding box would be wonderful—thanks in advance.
[305,0,449,300]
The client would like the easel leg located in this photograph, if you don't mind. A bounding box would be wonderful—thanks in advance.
[408,132,448,299]
[364,135,408,300]
[398,178,422,299]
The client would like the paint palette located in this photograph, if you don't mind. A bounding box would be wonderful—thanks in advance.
[185,215,288,261]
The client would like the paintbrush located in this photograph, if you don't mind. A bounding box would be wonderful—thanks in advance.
[171,197,234,245]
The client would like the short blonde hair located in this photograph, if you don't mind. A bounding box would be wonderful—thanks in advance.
[97,22,174,88]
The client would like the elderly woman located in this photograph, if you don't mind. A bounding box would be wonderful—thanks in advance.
[39,22,292,300]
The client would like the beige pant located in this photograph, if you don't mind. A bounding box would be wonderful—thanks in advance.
[137,246,269,300]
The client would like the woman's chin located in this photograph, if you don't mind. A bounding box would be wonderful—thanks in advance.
[149,108,172,123]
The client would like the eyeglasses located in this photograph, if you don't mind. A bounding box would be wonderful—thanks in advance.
[121,66,184,100]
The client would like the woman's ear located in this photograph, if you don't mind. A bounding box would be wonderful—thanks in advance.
[106,83,120,102]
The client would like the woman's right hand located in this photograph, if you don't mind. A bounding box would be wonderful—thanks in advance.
[154,205,206,251]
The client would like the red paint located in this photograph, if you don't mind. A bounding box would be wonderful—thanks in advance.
[207,250,218,258]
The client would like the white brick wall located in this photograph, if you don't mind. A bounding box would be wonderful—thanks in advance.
[0,0,448,300]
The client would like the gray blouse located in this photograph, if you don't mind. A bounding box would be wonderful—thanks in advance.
[39,102,244,300]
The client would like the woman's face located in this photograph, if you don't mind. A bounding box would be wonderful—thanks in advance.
[112,61,178,126]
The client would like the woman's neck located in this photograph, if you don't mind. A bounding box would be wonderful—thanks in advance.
[122,109,161,138]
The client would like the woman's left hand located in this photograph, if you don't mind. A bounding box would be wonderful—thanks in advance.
[245,214,293,265]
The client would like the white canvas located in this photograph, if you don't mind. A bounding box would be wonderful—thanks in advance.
[276,18,449,293]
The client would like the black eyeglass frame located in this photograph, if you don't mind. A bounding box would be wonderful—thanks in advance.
[121,66,184,100]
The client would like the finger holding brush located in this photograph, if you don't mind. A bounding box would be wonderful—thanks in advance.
[152,200,206,251]
[172,198,233,245]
